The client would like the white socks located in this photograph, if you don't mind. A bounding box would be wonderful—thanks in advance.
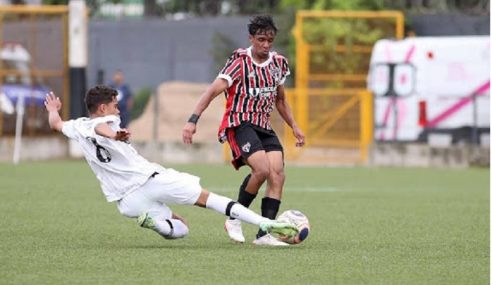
[142,192,271,240]
[152,218,189,239]
[206,193,268,225]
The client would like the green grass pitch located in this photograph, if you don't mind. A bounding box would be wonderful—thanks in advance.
[0,160,488,284]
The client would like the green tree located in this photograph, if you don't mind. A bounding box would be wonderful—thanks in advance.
[279,0,391,88]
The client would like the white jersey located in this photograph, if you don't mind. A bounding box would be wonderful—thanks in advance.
[62,115,165,202]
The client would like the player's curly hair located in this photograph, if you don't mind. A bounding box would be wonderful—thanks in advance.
[85,85,118,114]
[248,15,277,36]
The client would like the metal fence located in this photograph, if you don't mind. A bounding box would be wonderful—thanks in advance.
[0,5,69,136]
[282,10,404,165]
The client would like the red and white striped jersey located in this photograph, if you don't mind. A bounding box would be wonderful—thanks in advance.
[217,47,290,142]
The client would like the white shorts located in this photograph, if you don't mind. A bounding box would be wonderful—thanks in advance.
[116,168,202,220]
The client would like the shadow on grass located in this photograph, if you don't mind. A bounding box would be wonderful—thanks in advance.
[100,242,307,251]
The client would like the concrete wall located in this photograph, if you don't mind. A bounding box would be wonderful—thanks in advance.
[0,136,69,162]
[88,17,251,92]
[370,143,489,168]
[409,14,489,36]
[87,14,490,92]
[1,136,488,168]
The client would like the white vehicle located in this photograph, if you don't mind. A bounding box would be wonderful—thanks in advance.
[367,36,490,145]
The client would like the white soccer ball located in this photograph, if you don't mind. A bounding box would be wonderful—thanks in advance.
[276,209,310,244]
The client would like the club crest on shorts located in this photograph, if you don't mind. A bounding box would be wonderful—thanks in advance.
[241,142,251,153]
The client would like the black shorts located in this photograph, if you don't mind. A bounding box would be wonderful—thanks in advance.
[226,123,283,170]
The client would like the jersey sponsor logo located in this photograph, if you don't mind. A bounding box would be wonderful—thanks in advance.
[241,142,251,153]
[248,86,276,98]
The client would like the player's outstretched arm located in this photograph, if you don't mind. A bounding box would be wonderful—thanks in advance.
[44,92,64,132]
[95,123,131,141]
[182,78,228,144]
[275,85,305,147]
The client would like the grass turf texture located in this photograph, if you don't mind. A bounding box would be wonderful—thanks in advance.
[0,161,488,284]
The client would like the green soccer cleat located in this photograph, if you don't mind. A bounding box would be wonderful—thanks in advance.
[137,213,156,230]
[259,220,299,239]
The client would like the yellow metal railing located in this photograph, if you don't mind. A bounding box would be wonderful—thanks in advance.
[0,5,67,14]
[286,10,403,164]
[284,88,373,164]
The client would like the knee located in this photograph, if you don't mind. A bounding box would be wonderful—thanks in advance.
[269,168,285,185]
[252,166,270,182]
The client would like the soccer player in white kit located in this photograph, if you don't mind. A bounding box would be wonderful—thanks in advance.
[44,85,297,243]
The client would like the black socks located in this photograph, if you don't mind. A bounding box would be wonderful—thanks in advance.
[232,174,282,239]
[230,174,256,220]
[257,197,281,238]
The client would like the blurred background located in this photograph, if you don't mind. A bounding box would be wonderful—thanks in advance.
[0,0,489,168]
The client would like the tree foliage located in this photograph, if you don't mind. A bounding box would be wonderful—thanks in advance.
[40,0,489,17]
[280,0,395,86]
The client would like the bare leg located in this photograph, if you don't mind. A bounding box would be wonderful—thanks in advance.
[229,151,270,222]
[243,150,271,195]
[257,151,285,238]
[265,151,285,200]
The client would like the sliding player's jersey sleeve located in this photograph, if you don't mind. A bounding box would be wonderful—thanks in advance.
[61,115,163,202]
[62,116,118,141]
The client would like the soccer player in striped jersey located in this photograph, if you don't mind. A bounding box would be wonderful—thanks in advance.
[44,86,297,244]
[182,15,305,246]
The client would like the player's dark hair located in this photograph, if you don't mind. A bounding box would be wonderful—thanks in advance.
[248,15,277,36]
[85,85,118,114]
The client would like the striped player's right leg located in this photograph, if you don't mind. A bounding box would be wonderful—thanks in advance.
[198,190,297,246]
[224,173,254,243]
[224,125,270,243]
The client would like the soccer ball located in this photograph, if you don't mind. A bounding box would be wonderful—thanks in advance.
[276,209,310,244]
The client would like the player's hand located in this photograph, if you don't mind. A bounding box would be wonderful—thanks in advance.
[44,92,62,112]
[182,122,196,144]
[293,126,305,147]
[115,129,131,142]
